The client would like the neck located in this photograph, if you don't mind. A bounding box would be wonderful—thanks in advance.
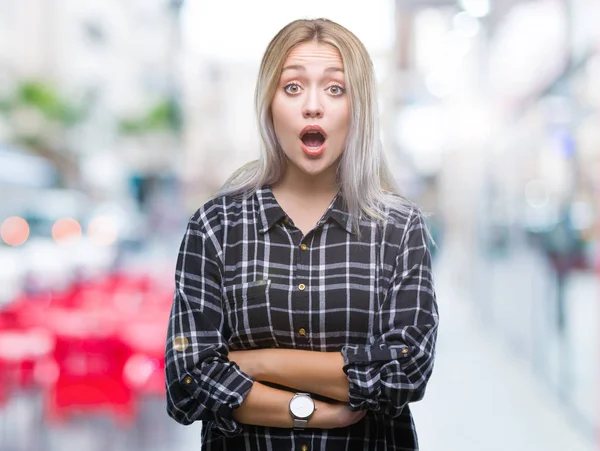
[273,163,339,198]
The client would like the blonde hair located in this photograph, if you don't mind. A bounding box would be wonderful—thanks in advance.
[216,18,414,234]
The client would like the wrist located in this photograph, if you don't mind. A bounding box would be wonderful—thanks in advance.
[307,400,331,429]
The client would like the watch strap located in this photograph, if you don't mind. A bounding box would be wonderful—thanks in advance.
[293,418,308,430]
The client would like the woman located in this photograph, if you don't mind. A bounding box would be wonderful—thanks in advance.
[165,18,438,450]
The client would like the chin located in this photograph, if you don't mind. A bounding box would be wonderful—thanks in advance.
[297,160,335,177]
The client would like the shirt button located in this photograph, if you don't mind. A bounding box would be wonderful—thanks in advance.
[298,283,306,291]
[301,446,309,451]
[300,243,308,251]
[173,335,189,352]
[298,328,307,336]
[402,348,409,355]
[184,376,192,384]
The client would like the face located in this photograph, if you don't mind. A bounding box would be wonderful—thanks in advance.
[271,41,350,180]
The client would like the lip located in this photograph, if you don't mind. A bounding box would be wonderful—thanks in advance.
[300,140,326,157]
[299,125,328,139]
[299,125,327,157]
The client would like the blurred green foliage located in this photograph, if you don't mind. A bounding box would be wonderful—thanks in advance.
[17,81,85,126]
[0,80,88,184]
[119,97,181,134]
[0,80,87,127]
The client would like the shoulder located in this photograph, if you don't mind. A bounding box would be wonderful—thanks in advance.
[377,193,431,247]
[189,191,257,233]
[380,192,423,229]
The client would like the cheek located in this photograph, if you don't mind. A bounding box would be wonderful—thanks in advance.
[271,99,294,137]
[332,106,351,138]
[331,99,350,125]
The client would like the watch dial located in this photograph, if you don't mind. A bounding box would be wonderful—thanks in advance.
[290,396,314,418]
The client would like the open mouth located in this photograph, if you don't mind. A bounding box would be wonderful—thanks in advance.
[301,131,325,148]
[300,126,327,156]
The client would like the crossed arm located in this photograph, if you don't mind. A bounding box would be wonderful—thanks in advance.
[229,349,349,401]
[228,349,365,429]
[229,349,363,428]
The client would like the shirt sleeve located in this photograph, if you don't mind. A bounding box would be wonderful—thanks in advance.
[340,209,439,418]
[165,213,254,436]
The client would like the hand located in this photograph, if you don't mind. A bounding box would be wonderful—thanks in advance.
[228,350,261,379]
[310,400,367,429]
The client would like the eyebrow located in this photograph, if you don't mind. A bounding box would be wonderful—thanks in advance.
[281,64,344,74]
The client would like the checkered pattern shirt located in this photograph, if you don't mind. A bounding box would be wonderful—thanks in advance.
[165,185,438,450]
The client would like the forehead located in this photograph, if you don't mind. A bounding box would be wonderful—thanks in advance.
[283,41,343,68]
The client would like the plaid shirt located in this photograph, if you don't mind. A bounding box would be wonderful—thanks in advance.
[165,185,438,451]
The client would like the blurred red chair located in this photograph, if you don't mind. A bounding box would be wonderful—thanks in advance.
[120,311,169,397]
[0,315,9,406]
[0,317,55,393]
[43,310,136,427]
[123,353,164,396]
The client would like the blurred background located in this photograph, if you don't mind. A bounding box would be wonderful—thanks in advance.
[0,0,598,450]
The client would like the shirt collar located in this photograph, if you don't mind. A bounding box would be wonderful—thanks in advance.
[257,185,353,235]
[257,185,287,233]
[322,191,352,234]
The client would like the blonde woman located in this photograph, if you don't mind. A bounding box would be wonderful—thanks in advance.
[165,18,438,450]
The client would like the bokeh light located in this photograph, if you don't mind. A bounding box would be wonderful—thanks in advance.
[87,216,119,246]
[1,216,30,246]
[51,218,82,244]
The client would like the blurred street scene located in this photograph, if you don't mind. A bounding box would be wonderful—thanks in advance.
[0,0,598,450]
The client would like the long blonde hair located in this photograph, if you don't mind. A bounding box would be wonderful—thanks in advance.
[216,18,414,234]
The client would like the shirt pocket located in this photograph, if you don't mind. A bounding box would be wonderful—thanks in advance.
[223,280,278,349]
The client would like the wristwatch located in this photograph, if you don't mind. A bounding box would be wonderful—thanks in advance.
[289,393,315,430]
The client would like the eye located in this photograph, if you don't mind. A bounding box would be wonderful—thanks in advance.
[327,84,345,96]
[284,83,302,95]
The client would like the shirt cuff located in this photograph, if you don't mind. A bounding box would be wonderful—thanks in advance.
[341,344,412,411]
[180,362,254,437]
[341,343,413,366]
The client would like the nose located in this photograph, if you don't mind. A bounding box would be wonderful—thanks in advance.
[302,90,323,118]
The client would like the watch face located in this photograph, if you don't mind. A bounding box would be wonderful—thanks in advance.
[290,395,314,418]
